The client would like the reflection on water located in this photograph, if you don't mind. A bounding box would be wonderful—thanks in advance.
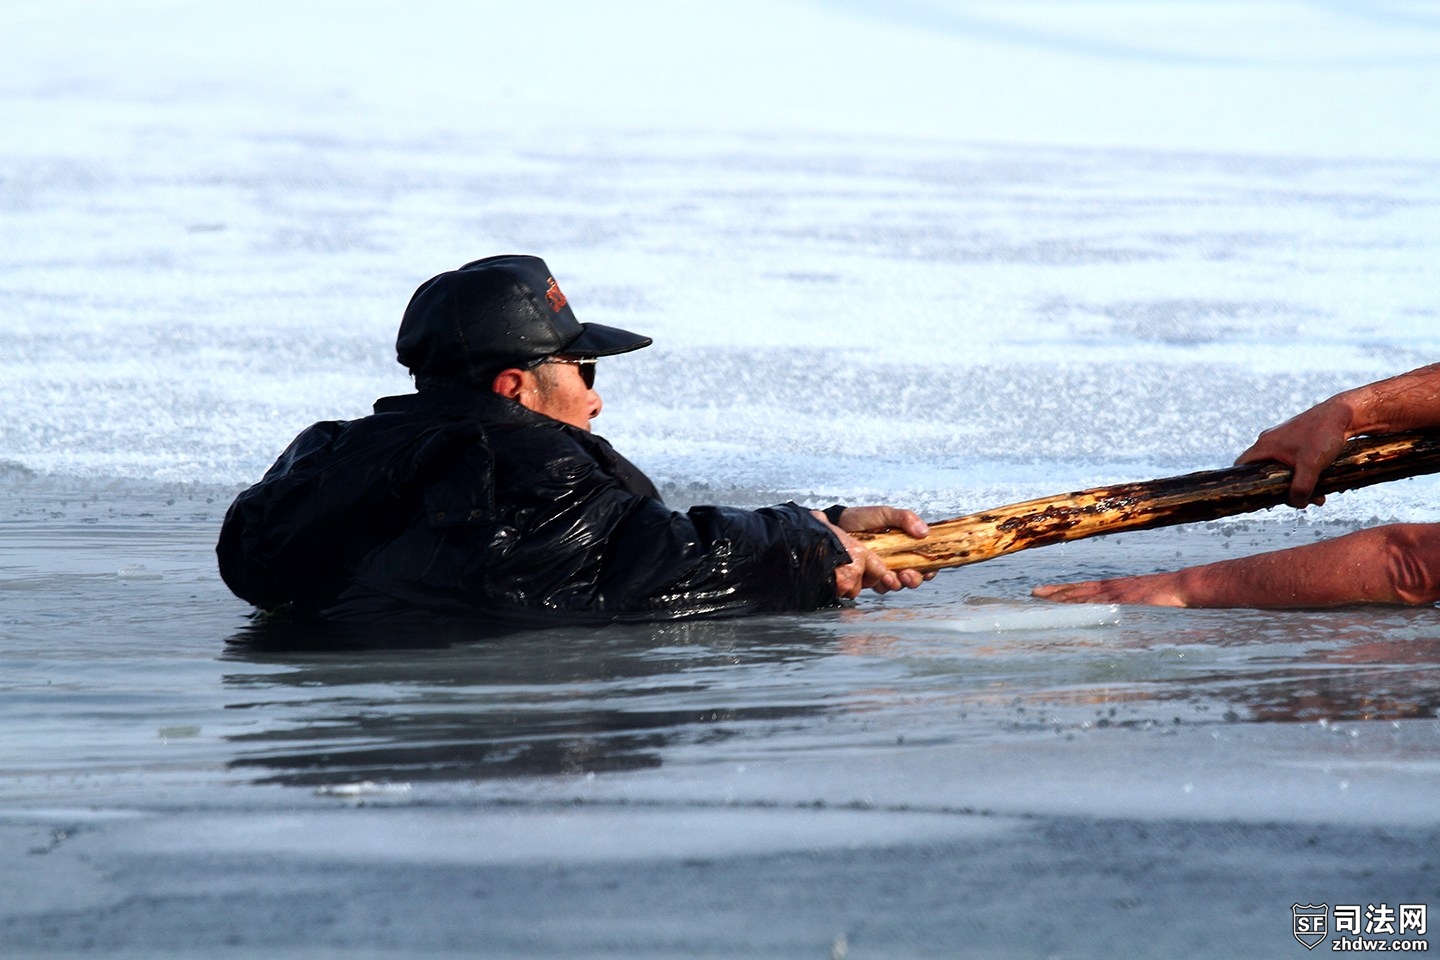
[221,617,838,787]
[217,590,1440,790]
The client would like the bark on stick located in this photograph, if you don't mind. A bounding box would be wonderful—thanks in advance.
[855,432,1440,574]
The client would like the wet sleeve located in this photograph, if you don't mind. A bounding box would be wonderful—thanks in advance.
[484,438,848,618]
[607,499,850,617]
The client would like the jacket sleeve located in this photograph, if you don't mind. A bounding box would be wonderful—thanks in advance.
[602,499,848,617]
[474,429,850,619]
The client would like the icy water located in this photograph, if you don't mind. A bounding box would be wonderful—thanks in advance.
[5,1,1440,957]
[5,477,1440,957]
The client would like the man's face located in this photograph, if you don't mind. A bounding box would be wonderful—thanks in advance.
[523,357,601,431]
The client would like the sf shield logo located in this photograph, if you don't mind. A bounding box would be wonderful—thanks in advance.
[1294,904,1328,949]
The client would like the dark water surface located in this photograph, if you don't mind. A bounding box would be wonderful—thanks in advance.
[4,480,1439,957]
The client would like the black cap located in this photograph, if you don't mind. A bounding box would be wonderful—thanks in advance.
[395,255,652,383]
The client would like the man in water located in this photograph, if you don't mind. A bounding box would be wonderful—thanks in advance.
[1034,363,1440,608]
[218,254,931,623]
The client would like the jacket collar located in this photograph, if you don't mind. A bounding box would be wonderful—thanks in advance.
[374,385,545,427]
[374,386,622,449]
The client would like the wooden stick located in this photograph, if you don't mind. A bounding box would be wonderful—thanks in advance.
[854,431,1440,574]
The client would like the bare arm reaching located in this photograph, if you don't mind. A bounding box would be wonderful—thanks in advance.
[1032,523,1440,608]
[1240,363,1440,507]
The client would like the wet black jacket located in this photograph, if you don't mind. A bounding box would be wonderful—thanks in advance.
[217,387,849,623]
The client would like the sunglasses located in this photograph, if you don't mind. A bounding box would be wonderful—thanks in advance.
[540,356,597,389]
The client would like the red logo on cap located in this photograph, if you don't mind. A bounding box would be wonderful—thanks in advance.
[544,277,567,312]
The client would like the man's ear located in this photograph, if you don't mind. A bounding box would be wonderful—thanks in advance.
[491,368,527,399]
